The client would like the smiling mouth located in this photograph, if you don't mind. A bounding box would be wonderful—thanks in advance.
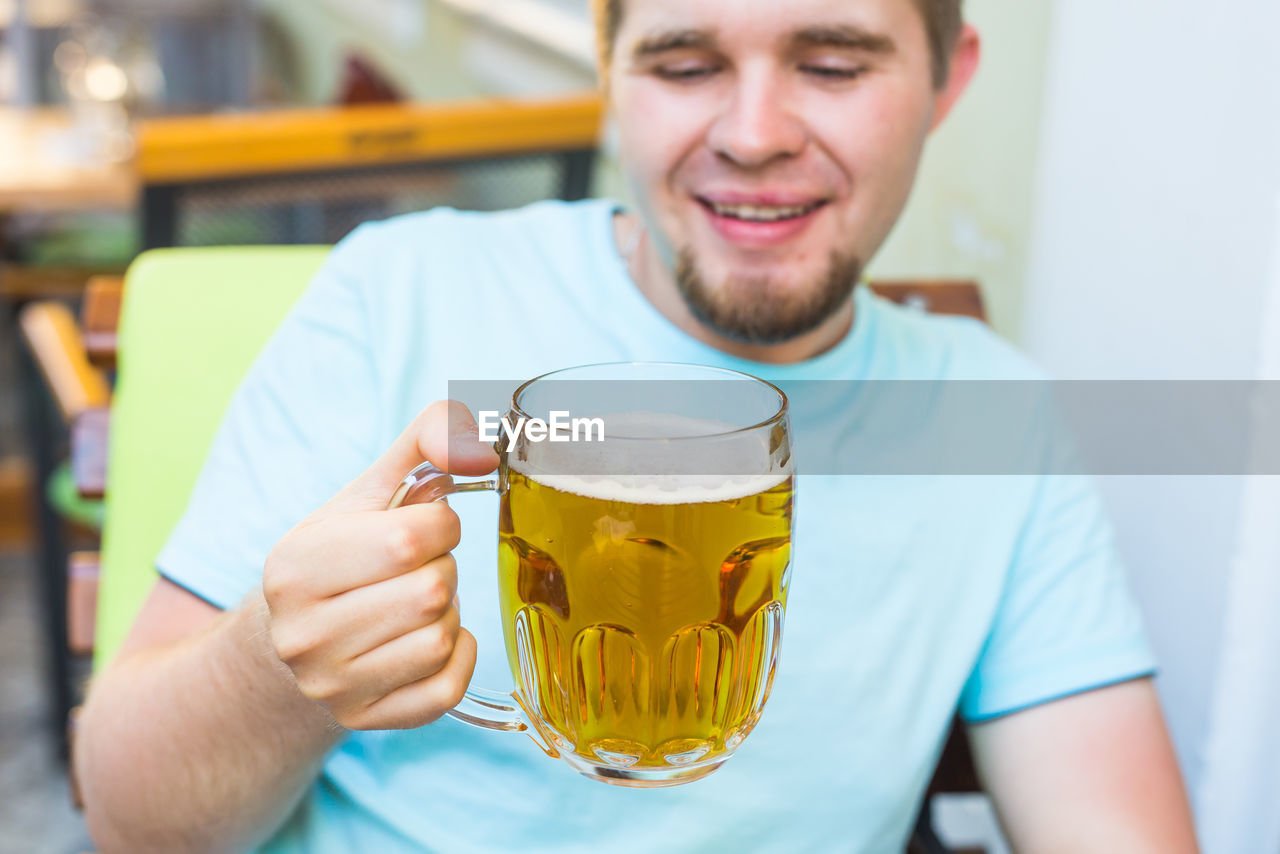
[699,198,828,223]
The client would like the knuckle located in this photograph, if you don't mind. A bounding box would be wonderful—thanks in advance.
[294,671,340,703]
[261,556,295,605]
[385,524,423,568]
[423,503,462,551]
[407,626,456,680]
[414,624,450,665]
[419,572,453,617]
[419,622,452,660]
[272,624,319,663]
[441,672,470,710]
[433,552,459,585]
[335,707,375,731]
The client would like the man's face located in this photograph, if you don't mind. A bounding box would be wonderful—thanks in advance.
[610,0,945,344]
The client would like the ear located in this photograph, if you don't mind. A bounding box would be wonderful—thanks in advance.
[929,24,981,132]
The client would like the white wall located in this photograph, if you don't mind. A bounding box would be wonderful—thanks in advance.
[257,0,484,102]
[1197,202,1280,854]
[1023,1,1280,849]
[871,0,1054,341]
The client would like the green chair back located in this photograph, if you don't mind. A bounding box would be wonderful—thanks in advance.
[95,246,329,669]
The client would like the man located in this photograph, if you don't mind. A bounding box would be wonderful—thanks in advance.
[75,0,1199,851]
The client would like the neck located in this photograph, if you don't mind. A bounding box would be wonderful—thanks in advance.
[613,212,855,365]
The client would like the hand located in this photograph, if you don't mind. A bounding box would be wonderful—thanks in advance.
[262,400,499,730]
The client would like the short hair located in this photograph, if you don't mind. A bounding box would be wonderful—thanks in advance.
[591,0,964,89]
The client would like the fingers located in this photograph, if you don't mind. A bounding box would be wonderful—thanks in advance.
[263,398,497,732]
[275,597,470,729]
[315,555,459,661]
[343,629,478,731]
[345,604,463,698]
[421,400,502,478]
[265,502,461,602]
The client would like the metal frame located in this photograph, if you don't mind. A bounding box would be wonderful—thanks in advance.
[141,147,598,250]
[15,329,74,757]
[908,800,956,854]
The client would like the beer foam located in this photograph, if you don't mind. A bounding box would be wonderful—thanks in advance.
[513,468,791,505]
[510,411,789,505]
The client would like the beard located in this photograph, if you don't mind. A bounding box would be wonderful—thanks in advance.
[674,247,862,345]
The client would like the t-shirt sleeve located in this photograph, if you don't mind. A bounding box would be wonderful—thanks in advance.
[155,231,386,609]
[959,469,1158,721]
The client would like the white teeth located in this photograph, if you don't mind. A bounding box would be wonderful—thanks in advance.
[709,202,818,222]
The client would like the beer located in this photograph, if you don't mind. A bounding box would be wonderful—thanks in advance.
[497,466,794,775]
[390,364,794,786]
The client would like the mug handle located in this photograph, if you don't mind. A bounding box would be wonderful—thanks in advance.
[387,461,558,757]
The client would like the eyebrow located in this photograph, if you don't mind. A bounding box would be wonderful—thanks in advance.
[791,25,897,54]
[629,24,897,62]
[632,29,716,59]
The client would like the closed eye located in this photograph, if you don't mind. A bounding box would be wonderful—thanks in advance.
[655,65,721,82]
[801,65,868,81]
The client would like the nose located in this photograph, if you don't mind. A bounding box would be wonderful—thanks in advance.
[706,66,808,169]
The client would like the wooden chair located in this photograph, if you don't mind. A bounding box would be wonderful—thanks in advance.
[14,295,111,750]
[23,267,987,851]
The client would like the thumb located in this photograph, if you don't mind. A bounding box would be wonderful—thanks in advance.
[328,400,499,512]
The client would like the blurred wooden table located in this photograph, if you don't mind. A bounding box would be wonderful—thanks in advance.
[0,107,138,215]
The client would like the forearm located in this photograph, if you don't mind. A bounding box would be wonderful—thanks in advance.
[75,590,344,854]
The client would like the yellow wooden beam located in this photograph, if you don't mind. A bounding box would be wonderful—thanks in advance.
[18,301,112,424]
[135,93,603,184]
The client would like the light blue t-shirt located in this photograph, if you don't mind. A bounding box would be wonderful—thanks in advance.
[157,200,1155,853]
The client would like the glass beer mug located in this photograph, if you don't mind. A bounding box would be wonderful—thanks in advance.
[388,363,794,787]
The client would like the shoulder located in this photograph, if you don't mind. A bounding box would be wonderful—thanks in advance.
[860,287,1047,381]
[314,199,616,312]
[290,200,623,405]
[328,199,613,267]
